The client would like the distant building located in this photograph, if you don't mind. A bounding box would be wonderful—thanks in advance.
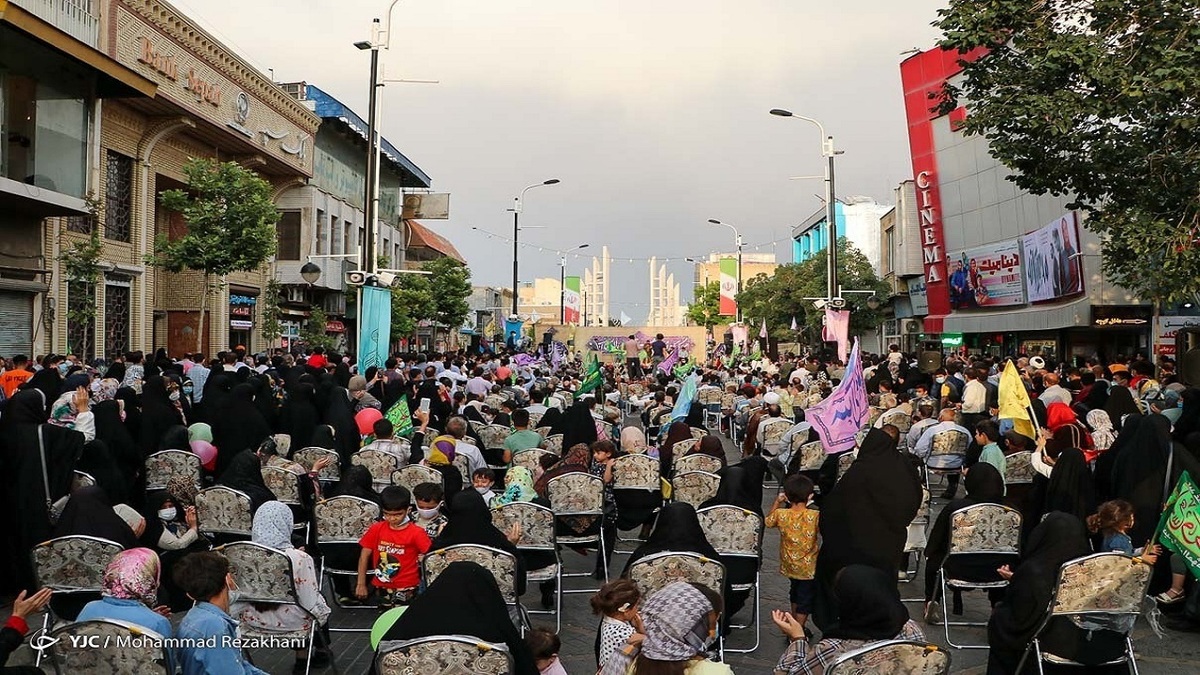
[692,253,778,291]
[647,258,685,326]
[582,246,612,326]
[792,197,892,273]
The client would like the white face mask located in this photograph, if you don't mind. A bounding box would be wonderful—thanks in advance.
[416,505,441,520]
[936,377,946,384]
[158,508,177,521]
[169,390,181,401]
[475,485,491,494]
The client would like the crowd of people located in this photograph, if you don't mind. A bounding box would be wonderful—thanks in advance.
[0,342,1196,674]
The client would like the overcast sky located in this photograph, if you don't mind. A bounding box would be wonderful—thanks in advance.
[181,0,947,322]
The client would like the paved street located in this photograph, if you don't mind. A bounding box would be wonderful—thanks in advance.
[6,427,1200,674]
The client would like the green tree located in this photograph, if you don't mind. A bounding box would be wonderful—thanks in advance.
[935,0,1200,304]
[391,272,436,340]
[148,158,279,352]
[737,238,888,340]
[260,278,284,346]
[686,281,723,329]
[300,305,336,351]
[424,257,472,346]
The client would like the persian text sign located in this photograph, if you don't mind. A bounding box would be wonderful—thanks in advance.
[949,240,1024,309]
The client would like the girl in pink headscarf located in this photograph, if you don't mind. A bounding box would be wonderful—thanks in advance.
[76,548,176,671]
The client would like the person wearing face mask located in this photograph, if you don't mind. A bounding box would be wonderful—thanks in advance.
[174,551,269,675]
[599,581,731,675]
[411,482,447,538]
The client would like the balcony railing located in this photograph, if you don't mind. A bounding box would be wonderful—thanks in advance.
[11,0,99,48]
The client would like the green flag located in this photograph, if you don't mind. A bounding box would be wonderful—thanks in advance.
[1155,470,1200,579]
[578,358,603,395]
[385,396,414,438]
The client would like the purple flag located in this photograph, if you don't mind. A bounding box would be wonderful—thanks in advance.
[807,338,869,454]
[513,353,537,368]
[657,348,680,375]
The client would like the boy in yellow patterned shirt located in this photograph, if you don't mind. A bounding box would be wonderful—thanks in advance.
[765,474,820,627]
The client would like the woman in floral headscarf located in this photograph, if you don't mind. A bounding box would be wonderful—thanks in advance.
[600,581,731,675]
[490,465,539,507]
[88,377,120,404]
[233,501,331,672]
[76,548,176,672]
[1086,408,1117,460]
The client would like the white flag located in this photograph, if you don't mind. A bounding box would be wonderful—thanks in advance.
[759,318,768,339]
[790,316,798,331]
[619,311,632,326]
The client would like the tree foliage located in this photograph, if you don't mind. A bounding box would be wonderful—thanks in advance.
[301,305,336,351]
[424,257,472,330]
[391,273,435,339]
[148,158,279,351]
[936,0,1200,303]
[736,238,888,339]
[686,281,723,328]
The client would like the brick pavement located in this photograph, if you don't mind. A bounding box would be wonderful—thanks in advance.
[7,426,1200,673]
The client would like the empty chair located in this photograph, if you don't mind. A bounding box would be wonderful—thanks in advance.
[697,505,764,653]
[671,471,721,508]
[194,486,253,542]
[825,640,951,675]
[392,464,444,494]
[144,449,200,492]
[314,496,381,619]
[938,503,1022,649]
[351,449,399,491]
[293,447,341,483]
[46,619,168,675]
[491,502,562,631]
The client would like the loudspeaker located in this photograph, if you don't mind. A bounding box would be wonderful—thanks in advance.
[1178,327,1200,385]
[919,350,943,374]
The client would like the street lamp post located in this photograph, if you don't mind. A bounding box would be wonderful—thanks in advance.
[510,179,561,315]
[770,109,838,304]
[707,219,743,322]
[559,243,589,324]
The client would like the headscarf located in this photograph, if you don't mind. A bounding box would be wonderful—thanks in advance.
[188,423,213,443]
[1081,380,1109,412]
[620,427,648,454]
[699,456,767,516]
[51,486,138,549]
[638,582,716,662]
[26,367,63,413]
[821,565,910,641]
[963,461,1005,504]
[490,466,537,507]
[622,502,720,576]
[310,424,337,449]
[47,390,87,430]
[209,382,272,476]
[101,548,160,606]
[251,500,295,550]
[534,443,591,497]
[1045,402,1078,433]
[428,435,457,466]
[1111,414,1175,543]
[694,435,727,464]
[330,465,381,504]
[1043,448,1095,523]
[158,425,190,451]
[431,490,515,553]
[1086,409,1116,451]
[217,450,275,511]
[381,561,537,675]
[560,402,599,450]
[1104,386,1140,429]
[3,388,48,425]
[105,362,126,387]
[166,476,199,509]
[89,378,119,403]
[1093,414,1144,501]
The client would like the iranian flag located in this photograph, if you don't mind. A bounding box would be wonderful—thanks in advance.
[563,276,582,324]
[719,258,738,316]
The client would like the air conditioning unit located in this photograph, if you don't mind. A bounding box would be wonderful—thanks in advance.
[345,270,368,286]
[903,319,923,334]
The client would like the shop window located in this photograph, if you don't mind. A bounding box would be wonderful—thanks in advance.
[104,151,133,242]
[316,209,327,255]
[104,277,131,358]
[277,210,301,260]
[66,281,95,361]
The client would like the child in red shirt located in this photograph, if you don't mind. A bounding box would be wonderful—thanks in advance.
[356,485,431,607]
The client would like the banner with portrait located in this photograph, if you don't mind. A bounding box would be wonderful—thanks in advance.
[1022,212,1084,303]
[948,240,1025,309]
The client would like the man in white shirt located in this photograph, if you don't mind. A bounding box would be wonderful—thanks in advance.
[464,368,492,398]
[445,416,486,475]
[1038,372,1072,407]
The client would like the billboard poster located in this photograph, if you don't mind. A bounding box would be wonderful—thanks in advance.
[907,277,929,315]
[562,276,581,324]
[1023,212,1084,303]
[1159,316,1200,356]
[718,258,737,316]
[401,193,451,219]
[948,240,1025,309]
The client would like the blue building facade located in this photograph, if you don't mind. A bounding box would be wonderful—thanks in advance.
[792,202,846,263]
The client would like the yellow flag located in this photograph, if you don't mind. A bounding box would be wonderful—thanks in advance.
[998,360,1036,438]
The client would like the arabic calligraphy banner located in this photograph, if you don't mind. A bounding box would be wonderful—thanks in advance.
[1023,212,1084,303]
[949,239,1025,309]
[585,332,695,354]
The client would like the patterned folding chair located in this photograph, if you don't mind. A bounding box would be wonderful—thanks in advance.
[1015,552,1152,674]
[71,470,96,491]
[547,473,609,593]
[478,424,512,452]
[510,448,555,475]
[31,534,122,656]
[262,466,309,538]
[422,544,525,631]
[758,417,792,457]
[47,619,168,675]
[194,485,253,542]
[216,541,334,675]
[392,464,444,494]
[542,433,565,454]
[452,453,473,485]
[720,392,737,434]
[374,635,513,675]
[697,505,764,653]
[559,391,574,408]
[938,503,1022,649]
[314,496,381,620]
[880,410,915,451]
[527,411,544,428]
[671,471,721,508]
[294,447,341,483]
[670,438,699,464]
[901,487,932,599]
[484,393,508,411]
[1004,451,1036,486]
[698,387,724,429]
[835,450,858,482]
[492,502,562,631]
[469,419,488,435]
[674,453,723,476]
[866,406,885,428]
[352,449,400,491]
[611,454,662,553]
[924,429,970,497]
[144,449,200,492]
[792,440,827,473]
[825,640,951,675]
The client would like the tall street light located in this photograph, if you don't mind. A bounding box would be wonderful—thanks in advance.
[770,108,839,304]
[559,243,589,323]
[708,219,743,322]
[510,179,561,314]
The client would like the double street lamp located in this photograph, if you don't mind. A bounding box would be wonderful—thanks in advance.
[707,219,743,322]
[510,179,561,314]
